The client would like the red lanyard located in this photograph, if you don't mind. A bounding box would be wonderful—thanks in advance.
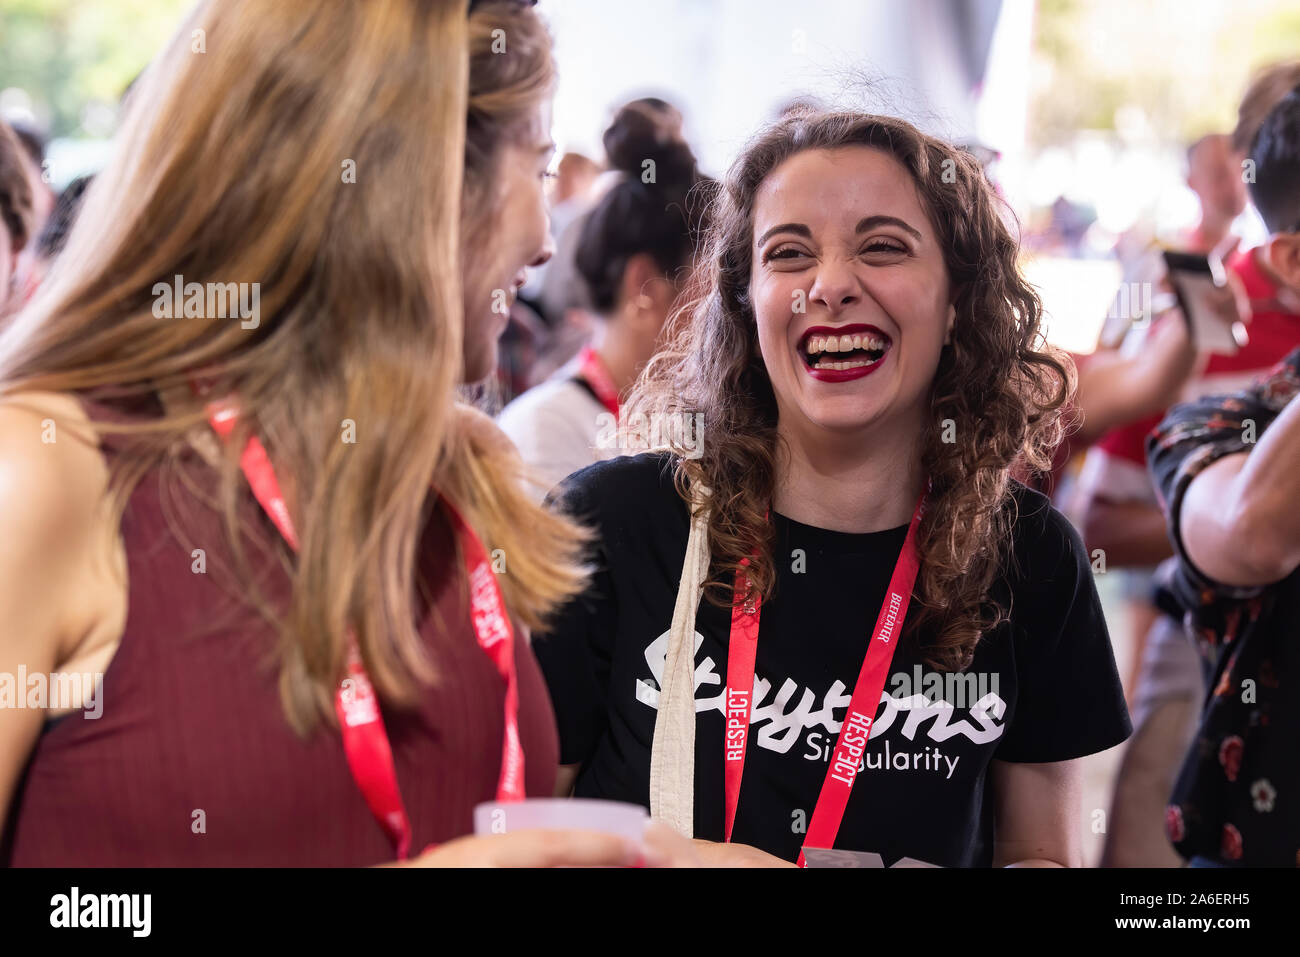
[723,488,927,867]
[204,399,526,859]
[576,346,620,418]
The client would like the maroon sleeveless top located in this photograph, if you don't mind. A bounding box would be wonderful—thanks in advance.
[2,396,558,866]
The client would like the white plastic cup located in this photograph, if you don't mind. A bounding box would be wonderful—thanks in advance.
[473,798,649,842]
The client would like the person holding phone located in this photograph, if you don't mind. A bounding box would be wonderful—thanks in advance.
[1045,133,1253,502]
[534,110,1132,868]
[0,0,693,868]
[1090,84,1300,868]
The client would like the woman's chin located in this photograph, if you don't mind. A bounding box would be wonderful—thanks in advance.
[460,345,498,386]
[795,399,891,436]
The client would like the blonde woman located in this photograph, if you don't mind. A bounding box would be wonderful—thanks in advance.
[0,0,686,867]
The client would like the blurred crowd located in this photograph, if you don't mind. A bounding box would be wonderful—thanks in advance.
[0,0,1297,869]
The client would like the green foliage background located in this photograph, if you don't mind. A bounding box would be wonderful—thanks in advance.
[0,0,187,136]
[1030,0,1300,148]
[1,0,1298,147]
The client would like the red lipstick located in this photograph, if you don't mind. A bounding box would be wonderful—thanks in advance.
[798,323,892,383]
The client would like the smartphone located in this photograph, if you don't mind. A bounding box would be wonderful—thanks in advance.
[1163,250,1248,355]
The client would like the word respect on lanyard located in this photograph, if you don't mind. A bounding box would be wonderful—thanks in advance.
[204,397,526,860]
[722,487,927,867]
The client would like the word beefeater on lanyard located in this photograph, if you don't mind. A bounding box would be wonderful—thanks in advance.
[203,397,526,861]
[723,486,928,868]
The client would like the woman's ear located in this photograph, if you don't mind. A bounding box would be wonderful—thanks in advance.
[944,302,956,345]
[620,253,671,326]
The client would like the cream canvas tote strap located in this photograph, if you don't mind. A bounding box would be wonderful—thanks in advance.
[648,487,711,836]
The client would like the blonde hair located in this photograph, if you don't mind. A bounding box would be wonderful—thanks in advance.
[0,0,588,731]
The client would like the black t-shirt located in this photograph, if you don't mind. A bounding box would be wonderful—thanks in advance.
[534,453,1131,867]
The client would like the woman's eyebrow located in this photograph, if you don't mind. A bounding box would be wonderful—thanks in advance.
[755,222,811,248]
[856,215,922,241]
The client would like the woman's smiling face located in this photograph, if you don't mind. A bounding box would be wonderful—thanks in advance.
[749,146,954,439]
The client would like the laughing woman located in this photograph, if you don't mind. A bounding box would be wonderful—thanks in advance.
[533,111,1132,868]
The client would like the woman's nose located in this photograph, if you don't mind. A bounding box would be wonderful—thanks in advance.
[809,261,861,314]
[530,230,556,269]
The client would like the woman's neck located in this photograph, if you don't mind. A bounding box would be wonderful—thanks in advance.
[590,316,650,394]
[773,412,926,534]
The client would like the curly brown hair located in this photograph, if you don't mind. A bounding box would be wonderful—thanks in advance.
[626,110,1073,671]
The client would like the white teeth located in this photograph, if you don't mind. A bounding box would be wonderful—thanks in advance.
[803,332,891,363]
[811,355,879,371]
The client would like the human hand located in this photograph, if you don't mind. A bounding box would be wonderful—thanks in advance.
[393,821,702,868]
[690,839,798,868]
[397,829,645,868]
[1207,235,1251,329]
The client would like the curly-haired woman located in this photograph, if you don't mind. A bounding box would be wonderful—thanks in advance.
[534,111,1132,868]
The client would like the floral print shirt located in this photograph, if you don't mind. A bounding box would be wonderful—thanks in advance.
[1147,346,1300,866]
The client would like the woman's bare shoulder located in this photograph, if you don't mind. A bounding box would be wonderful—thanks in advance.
[0,390,110,555]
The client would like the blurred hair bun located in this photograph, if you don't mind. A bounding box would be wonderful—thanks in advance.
[603,99,698,187]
